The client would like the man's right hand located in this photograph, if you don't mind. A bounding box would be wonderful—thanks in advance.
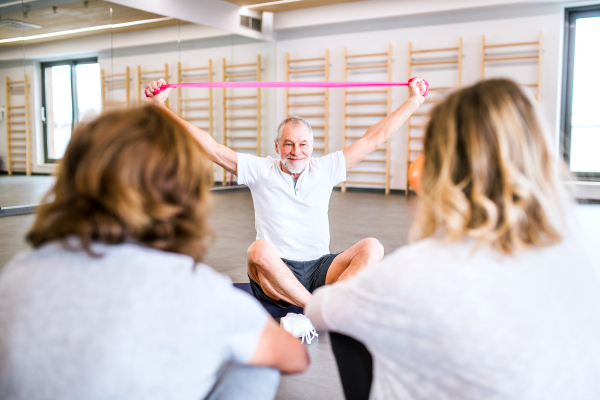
[145,78,172,106]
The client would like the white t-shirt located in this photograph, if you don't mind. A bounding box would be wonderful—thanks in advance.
[236,151,346,261]
[0,241,268,400]
[306,233,600,400]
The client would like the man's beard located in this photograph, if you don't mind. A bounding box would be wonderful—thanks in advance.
[283,155,309,174]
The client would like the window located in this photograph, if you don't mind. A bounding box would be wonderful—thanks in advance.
[41,58,101,163]
[562,5,600,181]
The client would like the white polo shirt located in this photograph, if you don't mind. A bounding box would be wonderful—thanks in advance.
[236,151,346,261]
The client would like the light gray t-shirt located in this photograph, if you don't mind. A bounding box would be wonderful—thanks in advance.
[0,241,268,400]
[306,233,600,399]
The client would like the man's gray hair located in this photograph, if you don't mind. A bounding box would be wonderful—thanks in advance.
[276,116,314,144]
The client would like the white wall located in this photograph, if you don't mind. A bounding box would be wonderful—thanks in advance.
[0,3,581,194]
[276,12,563,190]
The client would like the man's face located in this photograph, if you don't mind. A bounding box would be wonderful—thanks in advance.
[275,122,313,175]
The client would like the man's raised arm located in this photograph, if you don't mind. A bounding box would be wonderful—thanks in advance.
[343,77,427,171]
[145,79,238,176]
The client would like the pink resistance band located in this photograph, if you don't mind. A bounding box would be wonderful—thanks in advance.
[149,77,429,97]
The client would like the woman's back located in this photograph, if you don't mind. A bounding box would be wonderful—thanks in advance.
[306,78,600,399]
[308,226,600,399]
[0,242,267,400]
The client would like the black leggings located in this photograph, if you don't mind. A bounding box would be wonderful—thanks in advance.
[329,332,373,400]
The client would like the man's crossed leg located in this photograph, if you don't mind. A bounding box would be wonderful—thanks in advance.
[247,238,384,308]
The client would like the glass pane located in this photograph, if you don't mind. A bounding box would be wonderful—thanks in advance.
[45,64,73,160]
[570,16,600,173]
[76,63,102,123]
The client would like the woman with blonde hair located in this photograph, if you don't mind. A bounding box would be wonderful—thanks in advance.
[0,105,309,400]
[306,79,600,399]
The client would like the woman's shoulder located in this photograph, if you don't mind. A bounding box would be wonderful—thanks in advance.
[386,236,467,263]
[1,240,240,302]
[2,240,197,277]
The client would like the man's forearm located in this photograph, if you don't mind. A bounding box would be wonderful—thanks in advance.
[361,97,421,151]
[152,100,218,151]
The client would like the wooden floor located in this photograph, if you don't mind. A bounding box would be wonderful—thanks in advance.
[1,181,600,400]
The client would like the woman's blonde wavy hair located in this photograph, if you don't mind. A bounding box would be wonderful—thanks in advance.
[410,79,571,255]
[27,105,213,262]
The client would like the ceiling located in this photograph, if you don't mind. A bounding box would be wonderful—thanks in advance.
[0,0,185,44]
[224,0,368,13]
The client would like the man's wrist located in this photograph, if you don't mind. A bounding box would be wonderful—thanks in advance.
[407,96,423,108]
[148,99,165,107]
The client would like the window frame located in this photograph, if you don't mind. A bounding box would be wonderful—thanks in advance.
[561,5,600,181]
[41,57,98,164]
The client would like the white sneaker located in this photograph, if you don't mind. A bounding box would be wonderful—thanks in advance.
[280,313,318,344]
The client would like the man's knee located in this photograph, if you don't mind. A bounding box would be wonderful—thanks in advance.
[247,240,278,270]
[247,240,270,263]
[361,237,384,261]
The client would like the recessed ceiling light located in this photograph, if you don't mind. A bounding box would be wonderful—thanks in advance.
[246,0,303,9]
[0,17,173,44]
[0,18,42,30]
[0,0,37,8]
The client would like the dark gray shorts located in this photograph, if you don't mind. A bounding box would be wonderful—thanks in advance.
[249,253,340,308]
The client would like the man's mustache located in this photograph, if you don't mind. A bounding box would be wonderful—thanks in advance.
[286,155,307,160]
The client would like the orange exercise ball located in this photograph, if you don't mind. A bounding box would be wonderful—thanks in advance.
[408,155,424,195]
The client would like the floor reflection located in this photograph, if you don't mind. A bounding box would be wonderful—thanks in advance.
[0,175,56,208]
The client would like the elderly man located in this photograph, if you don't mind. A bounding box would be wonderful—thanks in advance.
[146,78,426,318]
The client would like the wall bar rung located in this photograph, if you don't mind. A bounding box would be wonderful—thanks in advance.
[225,95,258,100]
[289,68,325,74]
[346,64,388,70]
[347,170,386,175]
[288,92,325,97]
[226,62,258,68]
[485,40,540,49]
[180,77,210,82]
[411,46,460,54]
[181,67,209,72]
[345,89,387,94]
[345,180,385,185]
[182,107,209,111]
[346,101,387,105]
[346,113,387,117]
[346,52,387,58]
[297,114,325,118]
[484,55,539,62]
[288,102,325,107]
[411,60,458,66]
[289,57,326,63]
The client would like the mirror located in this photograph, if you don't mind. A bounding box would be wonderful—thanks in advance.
[0,0,277,212]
